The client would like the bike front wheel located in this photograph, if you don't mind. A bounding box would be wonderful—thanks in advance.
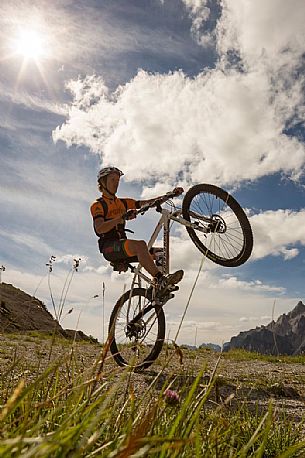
[182,184,253,267]
[109,287,165,370]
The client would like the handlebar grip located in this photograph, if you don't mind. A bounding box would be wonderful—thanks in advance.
[124,209,138,220]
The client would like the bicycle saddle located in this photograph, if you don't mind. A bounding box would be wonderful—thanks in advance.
[110,257,138,273]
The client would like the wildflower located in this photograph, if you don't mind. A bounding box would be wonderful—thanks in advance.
[164,389,180,406]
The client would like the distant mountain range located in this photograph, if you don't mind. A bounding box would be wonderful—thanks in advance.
[199,342,221,352]
[181,343,221,351]
[225,301,305,355]
[0,282,95,341]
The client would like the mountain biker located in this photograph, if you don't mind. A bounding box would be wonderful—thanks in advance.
[90,166,184,290]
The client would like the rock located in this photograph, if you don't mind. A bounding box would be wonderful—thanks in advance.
[199,342,221,352]
[225,301,305,355]
[0,282,92,341]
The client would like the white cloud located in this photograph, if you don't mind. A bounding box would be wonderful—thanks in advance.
[168,319,221,330]
[83,265,109,274]
[261,315,272,321]
[53,66,305,192]
[53,0,305,190]
[239,316,249,322]
[0,81,68,116]
[250,209,305,260]
[215,2,305,184]
[55,254,88,266]
[217,0,305,70]
[0,229,55,256]
[239,315,272,323]
[182,0,213,46]
[212,276,285,294]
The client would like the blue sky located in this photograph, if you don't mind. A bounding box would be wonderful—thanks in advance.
[1,0,305,345]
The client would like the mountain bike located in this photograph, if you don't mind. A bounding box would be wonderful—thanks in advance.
[108,184,253,370]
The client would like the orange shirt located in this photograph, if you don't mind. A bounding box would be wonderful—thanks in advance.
[90,194,137,221]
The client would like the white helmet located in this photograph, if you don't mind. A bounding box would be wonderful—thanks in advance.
[97,166,124,181]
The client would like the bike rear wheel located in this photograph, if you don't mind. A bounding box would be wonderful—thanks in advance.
[182,184,253,267]
[109,287,165,370]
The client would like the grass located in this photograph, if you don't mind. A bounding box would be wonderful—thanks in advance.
[1,335,305,457]
[223,348,305,364]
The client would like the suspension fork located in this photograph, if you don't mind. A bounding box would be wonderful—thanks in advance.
[128,301,160,325]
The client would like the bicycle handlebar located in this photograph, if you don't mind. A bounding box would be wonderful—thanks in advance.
[137,190,181,215]
[123,189,183,220]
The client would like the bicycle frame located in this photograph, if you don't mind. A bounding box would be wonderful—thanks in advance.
[128,205,213,290]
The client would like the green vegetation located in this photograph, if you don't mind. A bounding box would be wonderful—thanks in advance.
[223,348,305,364]
[0,337,305,457]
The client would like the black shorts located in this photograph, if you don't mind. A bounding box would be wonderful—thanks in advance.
[101,239,138,263]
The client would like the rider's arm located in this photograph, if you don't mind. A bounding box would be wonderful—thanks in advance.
[136,196,163,207]
[94,216,124,236]
[137,187,184,207]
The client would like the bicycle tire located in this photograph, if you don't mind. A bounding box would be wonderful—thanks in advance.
[182,184,253,267]
[109,287,165,370]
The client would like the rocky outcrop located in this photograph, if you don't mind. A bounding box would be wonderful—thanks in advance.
[0,282,93,341]
[199,343,221,352]
[226,301,305,355]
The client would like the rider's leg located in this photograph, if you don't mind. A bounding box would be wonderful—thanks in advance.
[124,240,160,277]
[124,240,184,289]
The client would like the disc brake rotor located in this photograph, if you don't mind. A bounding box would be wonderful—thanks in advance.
[208,214,227,233]
[125,319,146,339]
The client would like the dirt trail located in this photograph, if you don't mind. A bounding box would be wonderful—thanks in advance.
[1,333,305,422]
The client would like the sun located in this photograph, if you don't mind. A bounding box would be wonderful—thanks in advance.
[7,25,53,90]
[16,30,44,60]
[13,28,48,61]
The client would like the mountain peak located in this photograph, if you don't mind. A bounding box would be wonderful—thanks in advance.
[288,301,305,320]
[226,300,305,355]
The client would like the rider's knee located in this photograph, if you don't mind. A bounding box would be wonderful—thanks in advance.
[130,240,147,254]
[128,239,147,253]
[137,240,148,251]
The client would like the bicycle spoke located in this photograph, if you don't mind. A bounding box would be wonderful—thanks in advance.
[184,186,251,263]
[110,288,165,368]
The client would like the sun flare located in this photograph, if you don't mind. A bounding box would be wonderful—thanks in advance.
[7,24,53,90]
[13,29,47,61]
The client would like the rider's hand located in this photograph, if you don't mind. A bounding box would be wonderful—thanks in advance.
[172,187,184,196]
[124,209,137,220]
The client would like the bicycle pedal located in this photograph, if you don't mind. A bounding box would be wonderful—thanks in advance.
[153,299,163,307]
[168,285,179,292]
